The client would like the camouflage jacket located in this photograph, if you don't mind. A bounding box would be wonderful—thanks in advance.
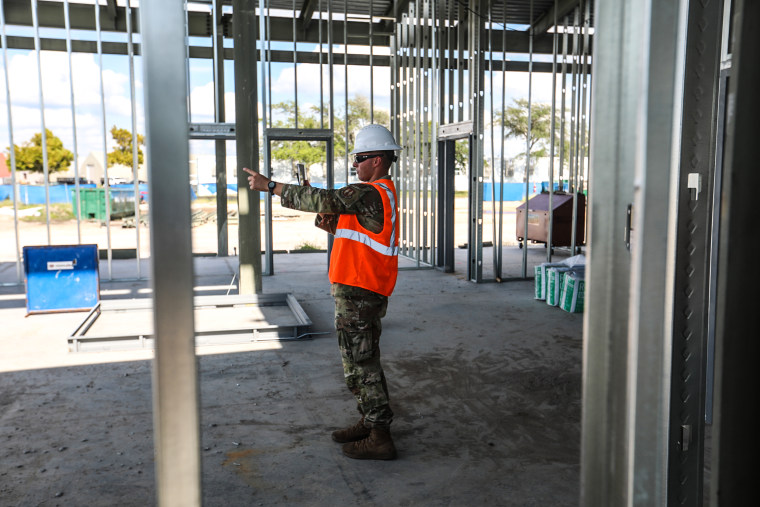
[280,175,390,235]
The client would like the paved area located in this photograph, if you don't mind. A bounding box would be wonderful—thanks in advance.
[0,248,583,506]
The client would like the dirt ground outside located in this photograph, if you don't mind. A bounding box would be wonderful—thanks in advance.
[0,196,524,262]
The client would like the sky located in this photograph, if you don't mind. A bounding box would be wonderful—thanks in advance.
[0,15,568,172]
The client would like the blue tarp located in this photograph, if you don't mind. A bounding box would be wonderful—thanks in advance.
[482,182,526,201]
[110,183,150,202]
[1,183,152,204]
[0,184,96,204]
[481,181,570,201]
[0,181,567,205]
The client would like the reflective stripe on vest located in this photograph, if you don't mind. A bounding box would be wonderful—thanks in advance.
[333,228,399,256]
[375,181,398,250]
[333,180,398,257]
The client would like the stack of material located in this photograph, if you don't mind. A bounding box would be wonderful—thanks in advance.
[559,270,585,313]
[534,255,586,313]
[534,262,567,300]
[546,267,573,306]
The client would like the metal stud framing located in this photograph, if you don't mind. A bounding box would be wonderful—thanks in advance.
[667,0,724,503]
[0,1,592,288]
[140,0,201,503]
[712,0,760,502]
[583,0,733,505]
[1,0,22,284]
[5,1,759,504]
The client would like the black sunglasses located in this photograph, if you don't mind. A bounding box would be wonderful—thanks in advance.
[354,153,385,164]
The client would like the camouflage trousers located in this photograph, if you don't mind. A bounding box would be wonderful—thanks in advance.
[333,285,393,429]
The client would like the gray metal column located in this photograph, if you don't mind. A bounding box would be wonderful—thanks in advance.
[667,0,724,504]
[581,0,656,503]
[467,0,485,283]
[140,0,201,504]
[233,0,262,294]
[712,0,760,503]
[625,0,689,502]
[0,0,22,283]
[125,1,142,277]
[213,0,228,256]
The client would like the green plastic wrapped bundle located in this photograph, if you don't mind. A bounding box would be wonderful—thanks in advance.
[546,267,572,306]
[534,262,566,300]
[559,270,585,313]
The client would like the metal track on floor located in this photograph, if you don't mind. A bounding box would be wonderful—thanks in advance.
[67,294,312,352]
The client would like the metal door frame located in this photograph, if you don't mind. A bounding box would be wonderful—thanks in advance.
[436,121,471,275]
[262,128,334,274]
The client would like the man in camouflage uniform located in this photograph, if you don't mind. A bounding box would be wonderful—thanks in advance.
[243,124,401,461]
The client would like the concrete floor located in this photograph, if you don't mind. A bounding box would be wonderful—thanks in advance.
[0,247,583,506]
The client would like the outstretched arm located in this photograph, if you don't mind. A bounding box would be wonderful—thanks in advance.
[243,167,282,196]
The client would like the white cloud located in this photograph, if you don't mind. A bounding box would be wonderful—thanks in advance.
[188,81,237,122]
[271,60,392,108]
[0,50,143,158]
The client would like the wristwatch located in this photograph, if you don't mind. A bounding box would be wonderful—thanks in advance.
[267,180,276,195]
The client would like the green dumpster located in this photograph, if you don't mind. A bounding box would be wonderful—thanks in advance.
[71,188,136,221]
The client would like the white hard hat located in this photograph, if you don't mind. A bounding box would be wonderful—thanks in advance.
[349,124,402,154]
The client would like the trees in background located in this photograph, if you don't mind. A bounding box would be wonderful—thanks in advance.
[268,95,391,179]
[7,129,74,181]
[107,126,144,168]
[493,98,586,179]
[493,98,554,177]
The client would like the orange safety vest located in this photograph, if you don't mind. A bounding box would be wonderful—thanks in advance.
[329,179,399,297]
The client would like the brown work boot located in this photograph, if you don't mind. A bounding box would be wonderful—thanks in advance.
[331,418,371,443]
[342,427,397,460]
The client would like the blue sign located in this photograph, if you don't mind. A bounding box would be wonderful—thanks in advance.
[23,245,100,314]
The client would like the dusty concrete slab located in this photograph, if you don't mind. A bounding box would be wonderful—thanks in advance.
[0,249,583,506]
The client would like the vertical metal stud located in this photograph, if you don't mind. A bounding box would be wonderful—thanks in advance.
[498,4,507,274]
[213,0,228,257]
[369,0,374,124]
[667,0,724,503]
[292,0,298,128]
[457,1,464,122]
[140,0,201,503]
[318,0,323,128]
[582,0,691,504]
[581,0,640,501]
[326,0,335,262]
[233,0,262,294]
[94,0,113,279]
[521,0,533,279]
[0,0,22,282]
[447,1,454,124]
[31,0,51,244]
[468,0,485,283]
[430,0,438,267]
[547,0,559,263]
[125,0,143,276]
[559,17,568,187]
[343,0,348,185]
[414,0,421,266]
[63,0,81,245]
[488,6,498,278]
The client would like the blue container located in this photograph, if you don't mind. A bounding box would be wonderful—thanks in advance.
[23,245,100,314]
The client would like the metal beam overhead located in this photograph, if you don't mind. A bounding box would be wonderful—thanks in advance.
[2,2,589,55]
[532,0,582,34]
[299,0,317,30]
[104,0,117,29]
